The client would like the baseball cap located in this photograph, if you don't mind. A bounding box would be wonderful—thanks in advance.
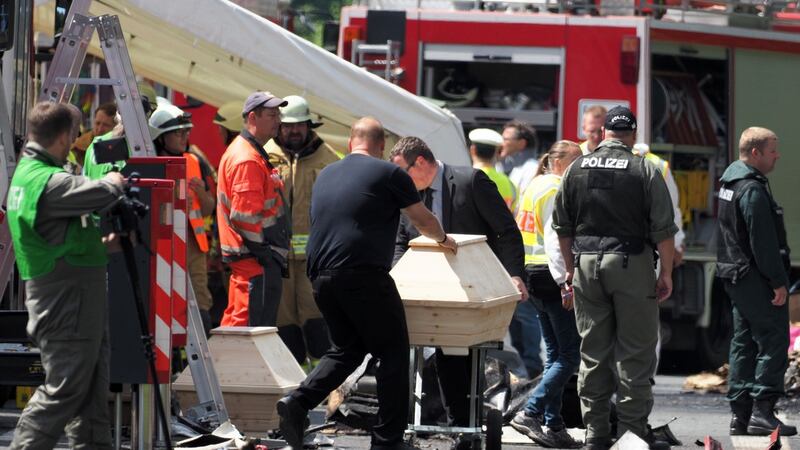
[604,106,637,131]
[242,91,288,116]
[469,128,503,147]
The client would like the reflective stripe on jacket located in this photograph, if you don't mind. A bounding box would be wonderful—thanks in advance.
[517,173,560,266]
[185,152,209,252]
[217,135,285,259]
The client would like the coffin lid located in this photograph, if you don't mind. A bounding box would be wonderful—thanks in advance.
[390,233,521,307]
[174,326,306,393]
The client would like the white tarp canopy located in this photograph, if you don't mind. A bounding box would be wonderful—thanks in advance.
[34,0,469,164]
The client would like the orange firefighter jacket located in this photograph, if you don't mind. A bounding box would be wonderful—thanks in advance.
[217,131,288,264]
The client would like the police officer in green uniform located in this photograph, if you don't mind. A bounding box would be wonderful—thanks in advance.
[717,127,796,437]
[552,106,677,450]
[8,102,125,450]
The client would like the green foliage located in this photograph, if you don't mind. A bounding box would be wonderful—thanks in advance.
[291,0,353,46]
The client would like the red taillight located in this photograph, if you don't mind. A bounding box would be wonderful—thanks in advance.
[620,35,640,85]
[342,25,364,62]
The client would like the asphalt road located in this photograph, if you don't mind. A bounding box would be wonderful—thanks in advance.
[1,375,799,449]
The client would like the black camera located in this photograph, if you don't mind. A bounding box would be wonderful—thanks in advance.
[107,174,149,236]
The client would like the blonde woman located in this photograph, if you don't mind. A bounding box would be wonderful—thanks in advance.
[512,140,583,448]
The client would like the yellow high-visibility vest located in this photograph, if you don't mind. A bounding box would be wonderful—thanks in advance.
[516,173,561,266]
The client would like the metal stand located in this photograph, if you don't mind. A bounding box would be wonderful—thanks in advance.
[407,342,503,445]
[114,391,123,450]
[119,232,172,450]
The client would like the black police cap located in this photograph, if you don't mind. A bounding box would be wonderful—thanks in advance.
[604,106,637,131]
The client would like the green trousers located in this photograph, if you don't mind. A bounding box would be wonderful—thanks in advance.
[573,251,658,441]
[11,261,112,450]
[726,269,789,403]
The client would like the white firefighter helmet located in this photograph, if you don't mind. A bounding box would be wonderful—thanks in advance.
[280,95,313,124]
[149,104,193,140]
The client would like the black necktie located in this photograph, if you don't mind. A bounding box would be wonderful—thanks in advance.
[422,188,433,210]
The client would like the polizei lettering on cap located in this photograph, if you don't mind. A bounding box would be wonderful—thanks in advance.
[580,157,629,169]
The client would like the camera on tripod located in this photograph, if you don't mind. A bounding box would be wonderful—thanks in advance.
[108,175,149,236]
[92,136,149,235]
[93,135,174,450]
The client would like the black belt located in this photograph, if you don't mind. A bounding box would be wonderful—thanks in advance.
[573,235,646,255]
[318,267,388,276]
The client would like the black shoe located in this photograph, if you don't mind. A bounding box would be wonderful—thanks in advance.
[747,399,797,436]
[535,427,583,449]
[276,396,309,449]
[729,397,753,436]
[585,437,612,450]
[644,428,671,449]
[509,410,544,441]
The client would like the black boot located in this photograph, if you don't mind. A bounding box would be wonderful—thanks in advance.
[747,398,797,436]
[729,397,752,435]
[277,395,310,449]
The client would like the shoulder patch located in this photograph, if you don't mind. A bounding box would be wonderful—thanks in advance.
[6,186,23,211]
[719,188,734,202]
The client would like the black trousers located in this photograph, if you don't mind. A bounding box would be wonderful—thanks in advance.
[290,269,410,445]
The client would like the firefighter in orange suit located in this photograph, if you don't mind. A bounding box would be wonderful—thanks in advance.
[149,104,217,332]
[217,91,290,327]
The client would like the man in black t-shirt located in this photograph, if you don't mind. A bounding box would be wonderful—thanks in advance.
[277,117,457,450]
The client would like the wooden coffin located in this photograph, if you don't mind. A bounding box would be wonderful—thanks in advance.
[173,326,306,435]
[390,234,521,347]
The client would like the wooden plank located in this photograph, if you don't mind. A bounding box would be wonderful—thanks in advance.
[175,387,281,432]
[402,294,520,308]
[406,300,516,347]
[211,326,278,336]
[409,326,507,347]
[409,233,486,248]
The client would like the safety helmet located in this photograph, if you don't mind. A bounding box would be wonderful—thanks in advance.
[137,81,159,116]
[280,95,313,124]
[149,104,193,140]
[213,101,245,132]
[632,143,650,156]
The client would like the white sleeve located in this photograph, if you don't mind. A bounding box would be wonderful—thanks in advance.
[544,213,567,285]
[664,167,685,249]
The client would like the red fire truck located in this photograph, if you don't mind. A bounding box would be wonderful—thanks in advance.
[339,2,800,367]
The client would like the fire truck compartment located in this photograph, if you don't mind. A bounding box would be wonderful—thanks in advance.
[420,44,561,135]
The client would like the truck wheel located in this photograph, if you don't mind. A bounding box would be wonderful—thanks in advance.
[696,281,733,370]
[485,408,502,450]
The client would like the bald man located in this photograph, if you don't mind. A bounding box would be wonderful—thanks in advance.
[277,118,456,450]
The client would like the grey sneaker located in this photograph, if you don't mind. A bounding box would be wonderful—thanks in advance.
[510,411,544,440]
[536,427,583,449]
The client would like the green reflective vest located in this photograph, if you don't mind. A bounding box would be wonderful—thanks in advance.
[7,156,107,279]
[83,131,127,180]
[479,166,517,212]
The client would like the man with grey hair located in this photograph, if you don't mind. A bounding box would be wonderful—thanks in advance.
[717,126,795,437]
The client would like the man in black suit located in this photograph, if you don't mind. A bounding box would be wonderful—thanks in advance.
[390,136,527,427]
